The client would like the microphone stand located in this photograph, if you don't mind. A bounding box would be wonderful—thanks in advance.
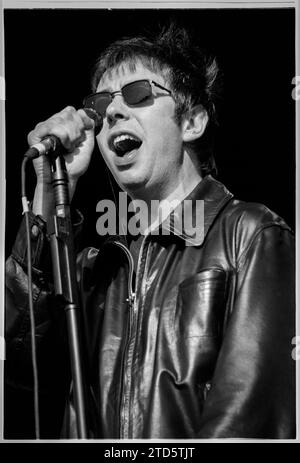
[47,148,89,438]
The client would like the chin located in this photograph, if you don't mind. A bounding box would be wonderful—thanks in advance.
[118,175,149,197]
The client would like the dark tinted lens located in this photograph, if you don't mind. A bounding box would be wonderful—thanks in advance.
[85,93,111,117]
[123,80,152,104]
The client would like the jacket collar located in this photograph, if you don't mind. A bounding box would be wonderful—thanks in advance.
[158,175,234,246]
[101,175,234,249]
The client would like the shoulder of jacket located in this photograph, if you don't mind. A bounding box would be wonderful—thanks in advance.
[218,199,294,265]
[222,199,292,233]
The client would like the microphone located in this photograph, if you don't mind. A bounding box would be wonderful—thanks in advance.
[25,108,103,160]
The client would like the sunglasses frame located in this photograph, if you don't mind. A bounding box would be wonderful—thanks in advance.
[83,79,172,117]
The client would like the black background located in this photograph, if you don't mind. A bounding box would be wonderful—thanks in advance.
[3,7,296,441]
[4,8,295,256]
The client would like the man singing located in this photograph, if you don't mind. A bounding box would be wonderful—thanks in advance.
[5,23,295,439]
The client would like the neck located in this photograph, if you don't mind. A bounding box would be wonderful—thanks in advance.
[131,148,203,202]
[130,168,202,234]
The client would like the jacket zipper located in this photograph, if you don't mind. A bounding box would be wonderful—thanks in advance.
[113,237,149,438]
[111,241,136,438]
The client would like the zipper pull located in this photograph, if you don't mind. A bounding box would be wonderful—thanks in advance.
[126,292,136,310]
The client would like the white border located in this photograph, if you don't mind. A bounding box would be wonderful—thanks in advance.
[0,0,298,445]
[0,0,5,446]
[1,0,296,8]
[296,0,299,445]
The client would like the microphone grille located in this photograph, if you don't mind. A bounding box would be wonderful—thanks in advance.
[83,108,103,135]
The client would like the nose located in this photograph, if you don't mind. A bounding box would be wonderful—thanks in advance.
[106,94,130,124]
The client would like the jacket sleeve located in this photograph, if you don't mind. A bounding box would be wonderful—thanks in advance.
[5,210,83,438]
[197,223,295,438]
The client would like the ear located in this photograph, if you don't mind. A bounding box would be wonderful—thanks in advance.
[182,105,209,143]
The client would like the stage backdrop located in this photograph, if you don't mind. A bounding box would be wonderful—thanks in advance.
[4,8,295,256]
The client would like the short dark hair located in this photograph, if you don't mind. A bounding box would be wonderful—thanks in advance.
[91,23,223,176]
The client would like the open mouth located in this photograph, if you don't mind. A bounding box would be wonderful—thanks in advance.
[112,133,142,156]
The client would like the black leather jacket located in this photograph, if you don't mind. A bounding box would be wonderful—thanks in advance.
[5,175,295,439]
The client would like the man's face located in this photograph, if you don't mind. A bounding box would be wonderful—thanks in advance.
[96,61,185,201]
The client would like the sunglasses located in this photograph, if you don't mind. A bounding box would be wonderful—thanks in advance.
[83,79,172,119]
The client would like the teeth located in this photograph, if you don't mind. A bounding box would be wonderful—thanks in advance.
[113,134,139,147]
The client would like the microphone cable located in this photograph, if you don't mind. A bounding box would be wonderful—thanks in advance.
[21,156,40,439]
